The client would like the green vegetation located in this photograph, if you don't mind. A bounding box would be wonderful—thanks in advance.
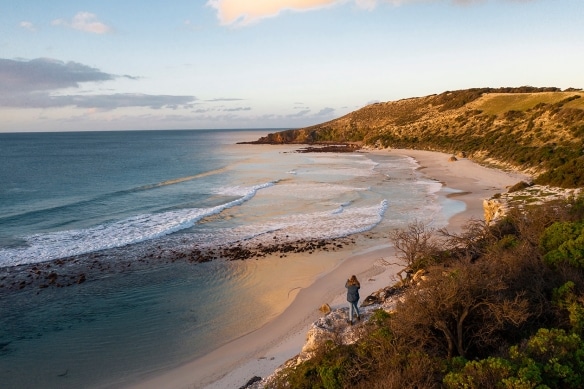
[444,328,584,389]
[272,196,584,388]
[476,92,584,116]
[540,221,584,269]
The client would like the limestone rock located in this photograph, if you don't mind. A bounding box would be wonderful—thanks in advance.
[319,303,331,315]
[412,269,427,283]
[483,198,506,225]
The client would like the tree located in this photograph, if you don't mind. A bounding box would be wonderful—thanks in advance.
[392,260,530,359]
[389,220,439,271]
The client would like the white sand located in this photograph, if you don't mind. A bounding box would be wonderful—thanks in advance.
[127,149,530,389]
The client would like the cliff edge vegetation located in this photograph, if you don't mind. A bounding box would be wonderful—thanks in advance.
[269,196,584,389]
[252,87,584,188]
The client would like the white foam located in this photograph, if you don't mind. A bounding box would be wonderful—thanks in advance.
[264,182,369,200]
[0,182,276,267]
[187,199,389,249]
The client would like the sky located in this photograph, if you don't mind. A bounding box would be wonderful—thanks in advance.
[1,0,583,132]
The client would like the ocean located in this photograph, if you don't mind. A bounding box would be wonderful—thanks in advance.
[0,129,460,388]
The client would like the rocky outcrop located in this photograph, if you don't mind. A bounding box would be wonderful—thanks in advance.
[484,198,507,225]
[253,278,413,387]
[483,184,583,224]
[319,303,331,314]
[239,128,319,144]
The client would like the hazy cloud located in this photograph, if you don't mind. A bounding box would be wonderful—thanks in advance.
[208,0,535,26]
[52,12,112,34]
[0,58,197,110]
[205,97,245,102]
[316,107,335,116]
[59,94,196,110]
[0,58,115,92]
[0,92,197,110]
[222,106,251,111]
[19,21,36,32]
[288,109,311,117]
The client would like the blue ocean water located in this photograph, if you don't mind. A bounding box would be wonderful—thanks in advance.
[0,129,455,388]
[0,130,274,264]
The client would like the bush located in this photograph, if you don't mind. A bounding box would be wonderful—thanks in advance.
[445,329,584,389]
[553,281,584,334]
[507,328,584,389]
[444,357,515,389]
[540,221,584,268]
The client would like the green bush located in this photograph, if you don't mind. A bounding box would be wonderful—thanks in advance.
[553,281,584,334]
[445,329,584,389]
[444,357,515,389]
[508,328,584,389]
[540,221,584,268]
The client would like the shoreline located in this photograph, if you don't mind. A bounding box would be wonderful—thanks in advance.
[126,148,530,389]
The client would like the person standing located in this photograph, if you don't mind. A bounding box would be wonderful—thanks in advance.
[345,275,360,325]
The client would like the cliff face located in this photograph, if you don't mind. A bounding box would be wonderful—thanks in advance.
[254,87,584,187]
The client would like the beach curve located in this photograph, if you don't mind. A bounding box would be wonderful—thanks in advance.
[125,148,530,389]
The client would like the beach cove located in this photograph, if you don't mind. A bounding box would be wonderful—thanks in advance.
[0,131,468,389]
[127,148,530,389]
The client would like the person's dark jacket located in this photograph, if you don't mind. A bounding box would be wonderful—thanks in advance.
[345,282,360,303]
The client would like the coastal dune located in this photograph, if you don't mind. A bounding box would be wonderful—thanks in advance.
[127,148,529,389]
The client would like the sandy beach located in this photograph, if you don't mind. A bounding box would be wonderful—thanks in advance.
[127,149,530,389]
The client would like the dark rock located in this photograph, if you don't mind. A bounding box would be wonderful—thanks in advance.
[239,376,262,389]
[508,180,533,193]
[361,285,402,307]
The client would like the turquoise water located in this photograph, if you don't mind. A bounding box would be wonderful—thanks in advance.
[0,129,450,388]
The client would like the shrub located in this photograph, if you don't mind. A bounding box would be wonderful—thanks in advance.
[540,221,584,268]
[445,329,584,389]
[444,357,515,389]
[507,328,584,389]
[553,281,584,334]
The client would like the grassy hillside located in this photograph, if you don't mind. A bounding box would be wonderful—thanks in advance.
[255,87,584,188]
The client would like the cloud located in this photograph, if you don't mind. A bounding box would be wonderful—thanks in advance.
[0,58,115,92]
[0,58,197,110]
[222,106,251,111]
[0,92,197,110]
[52,12,112,34]
[207,0,340,26]
[19,21,36,32]
[208,0,535,26]
[205,97,245,102]
[288,109,311,117]
[316,107,335,116]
